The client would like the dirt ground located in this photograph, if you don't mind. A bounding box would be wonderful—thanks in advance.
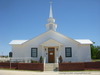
[0,70,100,75]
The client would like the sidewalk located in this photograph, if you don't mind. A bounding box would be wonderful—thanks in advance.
[0,70,100,75]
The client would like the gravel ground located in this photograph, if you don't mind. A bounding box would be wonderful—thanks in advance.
[0,70,100,75]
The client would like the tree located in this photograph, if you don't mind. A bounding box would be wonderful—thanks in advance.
[96,51,100,59]
[91,45,100,59]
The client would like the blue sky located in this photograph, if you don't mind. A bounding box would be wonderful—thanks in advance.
[0,0,100,55]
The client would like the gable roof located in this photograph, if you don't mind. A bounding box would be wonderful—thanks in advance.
[75,39,93,44]
[40,39,63,46]
[9,30,93,45]
[9,39,93,45]
[9,40,28,45]
[9,30,79,45]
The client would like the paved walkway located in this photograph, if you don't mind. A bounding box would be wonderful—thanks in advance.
[0,70,100,75]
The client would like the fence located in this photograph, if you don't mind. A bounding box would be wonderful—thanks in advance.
[84,62,100,70]
[59,62,85,71]
[18,63,43,71]
[0,62,100,71]
[59,62,100,71]
[0,63,43,71]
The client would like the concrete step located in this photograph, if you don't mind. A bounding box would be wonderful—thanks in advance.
[44,63,58,71]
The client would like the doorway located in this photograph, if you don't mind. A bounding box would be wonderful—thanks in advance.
[48,48,55,63]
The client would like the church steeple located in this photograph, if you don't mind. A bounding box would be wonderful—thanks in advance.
[46,1,57,31]
[49,1,53,18]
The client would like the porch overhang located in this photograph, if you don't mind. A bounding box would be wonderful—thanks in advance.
[40,39,63,47]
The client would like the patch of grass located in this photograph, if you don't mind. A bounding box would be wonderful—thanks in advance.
[92,59,100,62]
[85,69,100,71]
[0,68,16,71]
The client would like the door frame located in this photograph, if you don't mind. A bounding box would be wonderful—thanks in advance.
[48,47,55,63]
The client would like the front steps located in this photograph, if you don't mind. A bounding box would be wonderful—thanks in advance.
[44,63,58,71]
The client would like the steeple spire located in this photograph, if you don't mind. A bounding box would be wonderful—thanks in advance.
[49,1,53,18]
[46,1,57,31]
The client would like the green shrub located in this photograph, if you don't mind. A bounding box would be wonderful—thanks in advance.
[31,60,38,63]
[59,55,63,63]
[39,56,43,63]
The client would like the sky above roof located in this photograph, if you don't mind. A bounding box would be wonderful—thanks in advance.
[0,0,100,55]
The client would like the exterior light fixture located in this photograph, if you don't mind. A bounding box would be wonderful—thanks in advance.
[56,48,58,51]
[45,48,46,51]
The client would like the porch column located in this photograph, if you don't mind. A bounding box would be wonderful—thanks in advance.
[40,45,44,58]
[59,45,63,57]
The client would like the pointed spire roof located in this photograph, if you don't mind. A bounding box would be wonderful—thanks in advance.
[46,1,57,31]
[49,1,53,18]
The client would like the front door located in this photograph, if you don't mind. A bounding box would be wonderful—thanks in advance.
[48,48,55,63]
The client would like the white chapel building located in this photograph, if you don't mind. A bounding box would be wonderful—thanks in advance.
[9,2,93,63]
